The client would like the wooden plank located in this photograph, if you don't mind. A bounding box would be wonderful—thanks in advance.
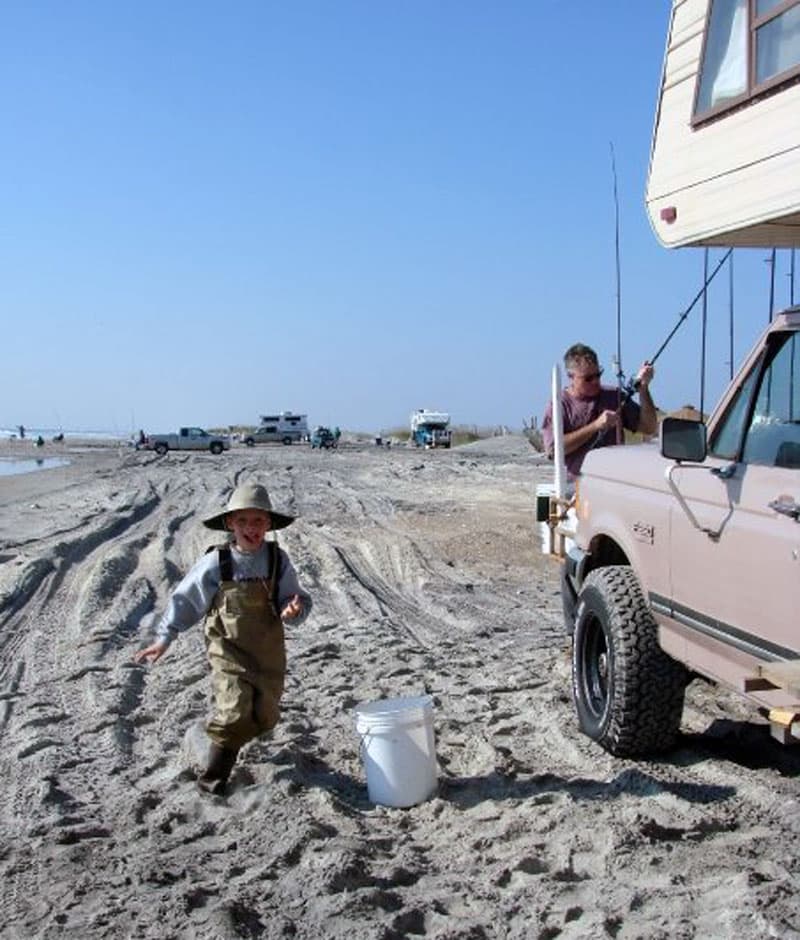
[768,708,799,727]
[768,708,800,745]
[770,723,795,745]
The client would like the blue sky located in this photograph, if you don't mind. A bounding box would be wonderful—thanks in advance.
[1,1,796,434]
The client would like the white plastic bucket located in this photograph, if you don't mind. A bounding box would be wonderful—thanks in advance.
[354,695,437,807]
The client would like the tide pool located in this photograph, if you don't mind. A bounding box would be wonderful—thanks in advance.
[0,457,71,477]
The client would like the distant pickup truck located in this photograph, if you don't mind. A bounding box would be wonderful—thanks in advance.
[145,427,230,456]
[242,412,309,446]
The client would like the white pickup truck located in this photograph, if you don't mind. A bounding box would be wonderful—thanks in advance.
[145,427,230,456]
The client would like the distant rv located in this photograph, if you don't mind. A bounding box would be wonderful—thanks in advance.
[410,409,452,449]
[243,412,309,446]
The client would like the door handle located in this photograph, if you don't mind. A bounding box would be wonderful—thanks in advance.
[768,496,800,520]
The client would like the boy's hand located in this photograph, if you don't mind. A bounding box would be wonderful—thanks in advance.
[134,641,168,664]
[280,594,304,620]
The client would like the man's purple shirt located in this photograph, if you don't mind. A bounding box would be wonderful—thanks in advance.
[542,386,641,478]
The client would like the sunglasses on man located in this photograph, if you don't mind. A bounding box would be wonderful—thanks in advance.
[569,369,604,382]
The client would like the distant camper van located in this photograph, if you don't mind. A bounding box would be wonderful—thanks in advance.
[243,412,309,446]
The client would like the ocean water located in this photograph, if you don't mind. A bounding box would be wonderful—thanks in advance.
[0,426,129,442]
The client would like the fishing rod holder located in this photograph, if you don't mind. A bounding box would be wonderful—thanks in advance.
[536,490,577,558]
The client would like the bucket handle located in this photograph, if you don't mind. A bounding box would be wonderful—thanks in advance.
[357,730,373,762]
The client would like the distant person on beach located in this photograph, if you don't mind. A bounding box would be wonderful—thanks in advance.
[134,482,312,795]
[18,425,25,439]
[541,343,657,479]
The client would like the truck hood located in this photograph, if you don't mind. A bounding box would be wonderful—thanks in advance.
[579,440,670,489]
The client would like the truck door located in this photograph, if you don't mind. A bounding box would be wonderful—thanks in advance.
[666,331,800,666]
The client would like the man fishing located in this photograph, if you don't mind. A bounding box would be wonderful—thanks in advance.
[541,343,657,479]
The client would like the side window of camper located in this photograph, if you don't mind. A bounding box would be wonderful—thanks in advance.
[695,0,800,120]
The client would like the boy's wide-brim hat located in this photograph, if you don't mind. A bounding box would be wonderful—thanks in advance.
[203,482,295,531]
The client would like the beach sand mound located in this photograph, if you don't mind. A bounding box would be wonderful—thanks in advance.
[0,437,797,939]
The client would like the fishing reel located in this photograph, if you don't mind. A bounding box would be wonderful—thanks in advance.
[610,356,640,403]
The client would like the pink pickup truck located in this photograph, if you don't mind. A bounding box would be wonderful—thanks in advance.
[561,310,800,755]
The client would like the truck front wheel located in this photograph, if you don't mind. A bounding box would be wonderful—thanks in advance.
[154,443,168,456]
[572,566,687,757]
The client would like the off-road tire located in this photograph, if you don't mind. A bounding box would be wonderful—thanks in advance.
[209,442,223,455]
[282,437,293,445]
[244,437,255,447]
[572,566,687,756]
[154,442,168,456]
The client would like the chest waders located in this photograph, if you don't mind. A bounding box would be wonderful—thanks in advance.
[203,544,284,753]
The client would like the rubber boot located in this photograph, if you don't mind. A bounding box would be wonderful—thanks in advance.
[197,744,239,796]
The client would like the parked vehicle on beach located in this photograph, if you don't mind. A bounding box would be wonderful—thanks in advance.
[310,426,337,450]
[145,427,230,456]
[243,412,308,446]
[410,409,451,449]
[546,0,800,756]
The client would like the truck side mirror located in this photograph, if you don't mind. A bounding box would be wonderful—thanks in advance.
[661,416,707,462]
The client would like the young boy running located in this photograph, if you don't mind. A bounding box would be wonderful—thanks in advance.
[135,482,311,794]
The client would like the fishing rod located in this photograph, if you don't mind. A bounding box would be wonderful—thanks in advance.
[616,246,734,402]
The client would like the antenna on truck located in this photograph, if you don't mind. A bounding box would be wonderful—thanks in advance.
[610,142,624,445]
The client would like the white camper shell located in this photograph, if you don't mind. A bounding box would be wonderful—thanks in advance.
[244,412,309,446]
[410,410,452,449]
[647,0,800,248]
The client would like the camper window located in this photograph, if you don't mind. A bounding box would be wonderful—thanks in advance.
[755,3,800,83]
[694,0,800,122]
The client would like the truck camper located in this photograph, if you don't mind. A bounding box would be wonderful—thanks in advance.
[647,0,800,248]
[244,412,308,446]
[545,0,800,756]
[410,410,452,449]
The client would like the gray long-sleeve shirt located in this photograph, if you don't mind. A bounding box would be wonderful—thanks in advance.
[155,541,312,647]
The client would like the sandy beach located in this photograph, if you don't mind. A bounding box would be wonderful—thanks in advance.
[0,435,798,939]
